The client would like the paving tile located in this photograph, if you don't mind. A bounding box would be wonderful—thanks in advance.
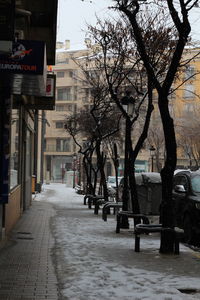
[0,201,59,300]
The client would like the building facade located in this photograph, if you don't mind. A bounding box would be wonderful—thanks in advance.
[43,42,200,187]
[0,0,57,241]
[43,41,153,184]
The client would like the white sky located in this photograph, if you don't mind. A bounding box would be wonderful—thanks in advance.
[56,0,200,48]
[35,183,200,300]
[57,0,116,47]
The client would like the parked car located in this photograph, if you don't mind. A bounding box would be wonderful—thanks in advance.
[107,176,123,196]
[172,170,200,245]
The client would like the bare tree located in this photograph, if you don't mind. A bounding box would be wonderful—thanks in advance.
[113,0,198,253]
[85,19,156,229]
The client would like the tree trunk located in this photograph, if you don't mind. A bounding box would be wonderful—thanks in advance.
[96,140,109,201]
[158,94,177,254]
[122,118,131,212]
[83,155,95,195]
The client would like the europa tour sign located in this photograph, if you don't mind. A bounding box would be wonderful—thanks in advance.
[0,40,46,75]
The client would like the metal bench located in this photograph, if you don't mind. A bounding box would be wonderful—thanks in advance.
[87,195,105,209]
[75,185,84,194]
[94,199,108,214]
[134,224,183,254]
[116,211,150,233]
[83,194,93,205]
[102,202,123,221]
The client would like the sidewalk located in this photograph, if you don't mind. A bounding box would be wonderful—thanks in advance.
[0,199,60,300]
[40,184,200,300]
[1,184,200,300]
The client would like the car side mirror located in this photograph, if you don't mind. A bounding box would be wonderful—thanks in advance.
[174,184,186,193]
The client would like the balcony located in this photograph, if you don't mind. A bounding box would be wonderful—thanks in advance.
[45,144,71,152]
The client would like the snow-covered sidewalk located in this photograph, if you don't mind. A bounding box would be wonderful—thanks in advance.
[35,183,200,300]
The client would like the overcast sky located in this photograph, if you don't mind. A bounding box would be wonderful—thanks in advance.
[57,0,115,47]
[56,0,200,48]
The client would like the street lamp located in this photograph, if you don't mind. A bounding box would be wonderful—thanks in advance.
[120,91,136,228]
[121,91,135,116]
[72,153,76,188]
[149,145,156,172]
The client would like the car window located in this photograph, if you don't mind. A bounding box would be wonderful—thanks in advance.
[108,177,115,184]
[191,175,200,193]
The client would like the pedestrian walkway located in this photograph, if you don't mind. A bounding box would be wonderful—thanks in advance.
[1,184,200,300]
[0,199,60,300]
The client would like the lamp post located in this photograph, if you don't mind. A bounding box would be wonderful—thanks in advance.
[73,153,76,188]
[121,91,135,116]
[120,91,135,228]
[149,145,156,172]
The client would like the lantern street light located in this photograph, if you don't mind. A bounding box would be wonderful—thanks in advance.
[149,145,156,172]
[121,91,135,116]
[72,153,77,188]
[120,91,136,228]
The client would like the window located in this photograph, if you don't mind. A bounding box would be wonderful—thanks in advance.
[184,65,195,80]
[69,70,74,77]
[184,103,194,112]
[56,104,75,112]
[56,105,65,111]
[57,87,72,101]
[82,88,90,102]
[57,71,65,78]
[74,86,78,100]
[191,175,200,193]
[183,84,195,99]
[55,122,64,129]
[56,57,69,64]
[56,138,71,152]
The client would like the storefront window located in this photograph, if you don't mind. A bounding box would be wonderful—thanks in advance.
[10,109,19,189]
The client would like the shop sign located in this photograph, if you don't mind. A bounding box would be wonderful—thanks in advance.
[0,40,46,75]
[18,74,56,110]
[46,75,55,97]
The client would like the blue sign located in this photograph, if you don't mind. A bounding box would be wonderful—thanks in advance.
[0,40,45,75]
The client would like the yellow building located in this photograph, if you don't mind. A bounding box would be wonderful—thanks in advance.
[150,47,200,170]
[44,43,200,183]
[43,41,90,182]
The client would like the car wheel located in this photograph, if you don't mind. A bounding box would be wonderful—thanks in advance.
[183,214,195,244]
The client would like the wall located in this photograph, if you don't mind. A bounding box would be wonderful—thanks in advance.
[5,185,21,235]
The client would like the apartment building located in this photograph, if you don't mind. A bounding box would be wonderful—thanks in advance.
[43,41,90,182]
[43,42,200,183]
[150,47,200,170]
[43,40,154,183]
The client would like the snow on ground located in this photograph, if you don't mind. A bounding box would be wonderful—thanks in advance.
[35,183,200,300]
